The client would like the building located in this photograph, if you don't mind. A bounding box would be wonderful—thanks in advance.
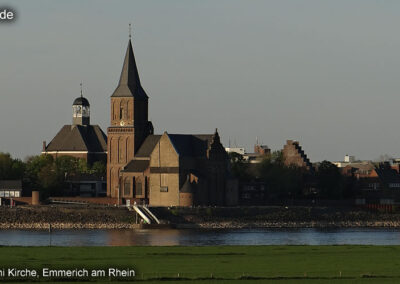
[333,154,364,168]
[282,140,314,172]
[107,38,231,207]
[354,163,400,205]
[0,180,22,198]
[358,163,400,191]
[225,144,270,163]
[225,147,245,155]
[65,175,106,197]
[243,144,271,163]
[341,163,374,178]
[42,93,107,164]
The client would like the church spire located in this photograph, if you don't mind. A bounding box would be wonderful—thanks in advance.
[111,32,148,99]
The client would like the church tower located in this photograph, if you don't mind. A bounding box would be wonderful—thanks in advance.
[107,38,154,198]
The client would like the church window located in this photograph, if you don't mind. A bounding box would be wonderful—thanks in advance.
[136,180,143,196]
[119,101,128,120]
[145,177,149,197]
[124,178,130,196]
[160,174,168,192]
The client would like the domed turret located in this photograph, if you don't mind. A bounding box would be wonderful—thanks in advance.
[72,85,90,126]
[73,96,90,106]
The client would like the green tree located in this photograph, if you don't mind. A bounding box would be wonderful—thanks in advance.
[0,152,25,180]
[228,152,251,180]
[257,155,304,198]
[316,160,343,199]
[91,161,106,177]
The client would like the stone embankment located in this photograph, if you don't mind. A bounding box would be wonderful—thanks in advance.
[2,205,400,229]
[192,220,400,229]
[0,205,137,229]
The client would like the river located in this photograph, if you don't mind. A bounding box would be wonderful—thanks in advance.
[1,228,400,246]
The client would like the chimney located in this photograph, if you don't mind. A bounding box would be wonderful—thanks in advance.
[42,141,46,152]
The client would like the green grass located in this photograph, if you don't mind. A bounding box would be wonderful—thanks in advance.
[0,246,400,282]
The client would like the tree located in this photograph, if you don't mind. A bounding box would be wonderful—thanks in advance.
[91,161,106,177]
[24,154,54,189]
[316,160,343,199]
[0,152,25,180]
[228,152,251,180]
[257,155,304,199]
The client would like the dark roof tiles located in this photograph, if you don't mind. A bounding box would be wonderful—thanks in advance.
[111,40,148,99]
[168,134,214,157]
[135,135,162,157]
[73,97,90,106]
[122,160,150,173]
[45,125,107,152]
[0,180,22,190]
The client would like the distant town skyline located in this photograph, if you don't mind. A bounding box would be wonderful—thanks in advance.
[2,0,400,162]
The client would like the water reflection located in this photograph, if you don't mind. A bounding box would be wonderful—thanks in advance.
[107,229,182,246]
[0,228,400,246]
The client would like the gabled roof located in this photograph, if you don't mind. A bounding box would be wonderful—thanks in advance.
[122,160,150,173]
[111,40,148,99]
[45,125,107,152]
[375,165,400,184]
[136,135,162,157]
[132,132,222,160]
[168,134,214,157]
[0,180,22,190]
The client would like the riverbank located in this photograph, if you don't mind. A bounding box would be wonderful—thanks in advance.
[0,246,399,283]
[2,205,400,229]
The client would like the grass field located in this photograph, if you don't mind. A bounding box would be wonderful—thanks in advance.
[0,246,400,283]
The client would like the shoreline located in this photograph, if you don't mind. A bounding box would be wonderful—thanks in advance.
[2,220,400,230]
[3,205,400,230]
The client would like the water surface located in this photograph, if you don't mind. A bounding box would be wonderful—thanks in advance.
[1,228,400,246]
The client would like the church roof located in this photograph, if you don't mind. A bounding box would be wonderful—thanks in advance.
[111,40,148,99]
[133,133,216,159]
[73,96,90,106]
[122,159,150,173]
[136,135,162,157]
[45,125,107,152]
[168,134,214,157]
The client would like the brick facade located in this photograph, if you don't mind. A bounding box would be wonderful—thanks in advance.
[282,140,314,171]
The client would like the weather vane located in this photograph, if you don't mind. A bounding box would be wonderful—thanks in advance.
[80,82,83,98]
[129,23,132,39]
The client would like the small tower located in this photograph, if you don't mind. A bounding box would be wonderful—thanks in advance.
[72,87,90,126]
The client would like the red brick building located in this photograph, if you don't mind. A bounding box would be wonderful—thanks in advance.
[42,94,107,164]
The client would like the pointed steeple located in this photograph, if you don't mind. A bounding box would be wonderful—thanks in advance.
[111,39,148,99]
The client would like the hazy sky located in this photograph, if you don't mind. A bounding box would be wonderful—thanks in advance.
[1,0,400,162]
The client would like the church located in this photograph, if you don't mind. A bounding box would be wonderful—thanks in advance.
[107,37,233,207]
[42,90,107,165]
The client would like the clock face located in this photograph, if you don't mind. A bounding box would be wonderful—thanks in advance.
[120,121,125,126]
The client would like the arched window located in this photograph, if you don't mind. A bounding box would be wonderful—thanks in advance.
[124,178,131,197]
[136,179,143,196]
[120,105,123,119]
[112,101,116,120]
[119,100,128,120]
[132,177,136,196]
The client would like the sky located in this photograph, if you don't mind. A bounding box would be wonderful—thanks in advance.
[1,0,400,162]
